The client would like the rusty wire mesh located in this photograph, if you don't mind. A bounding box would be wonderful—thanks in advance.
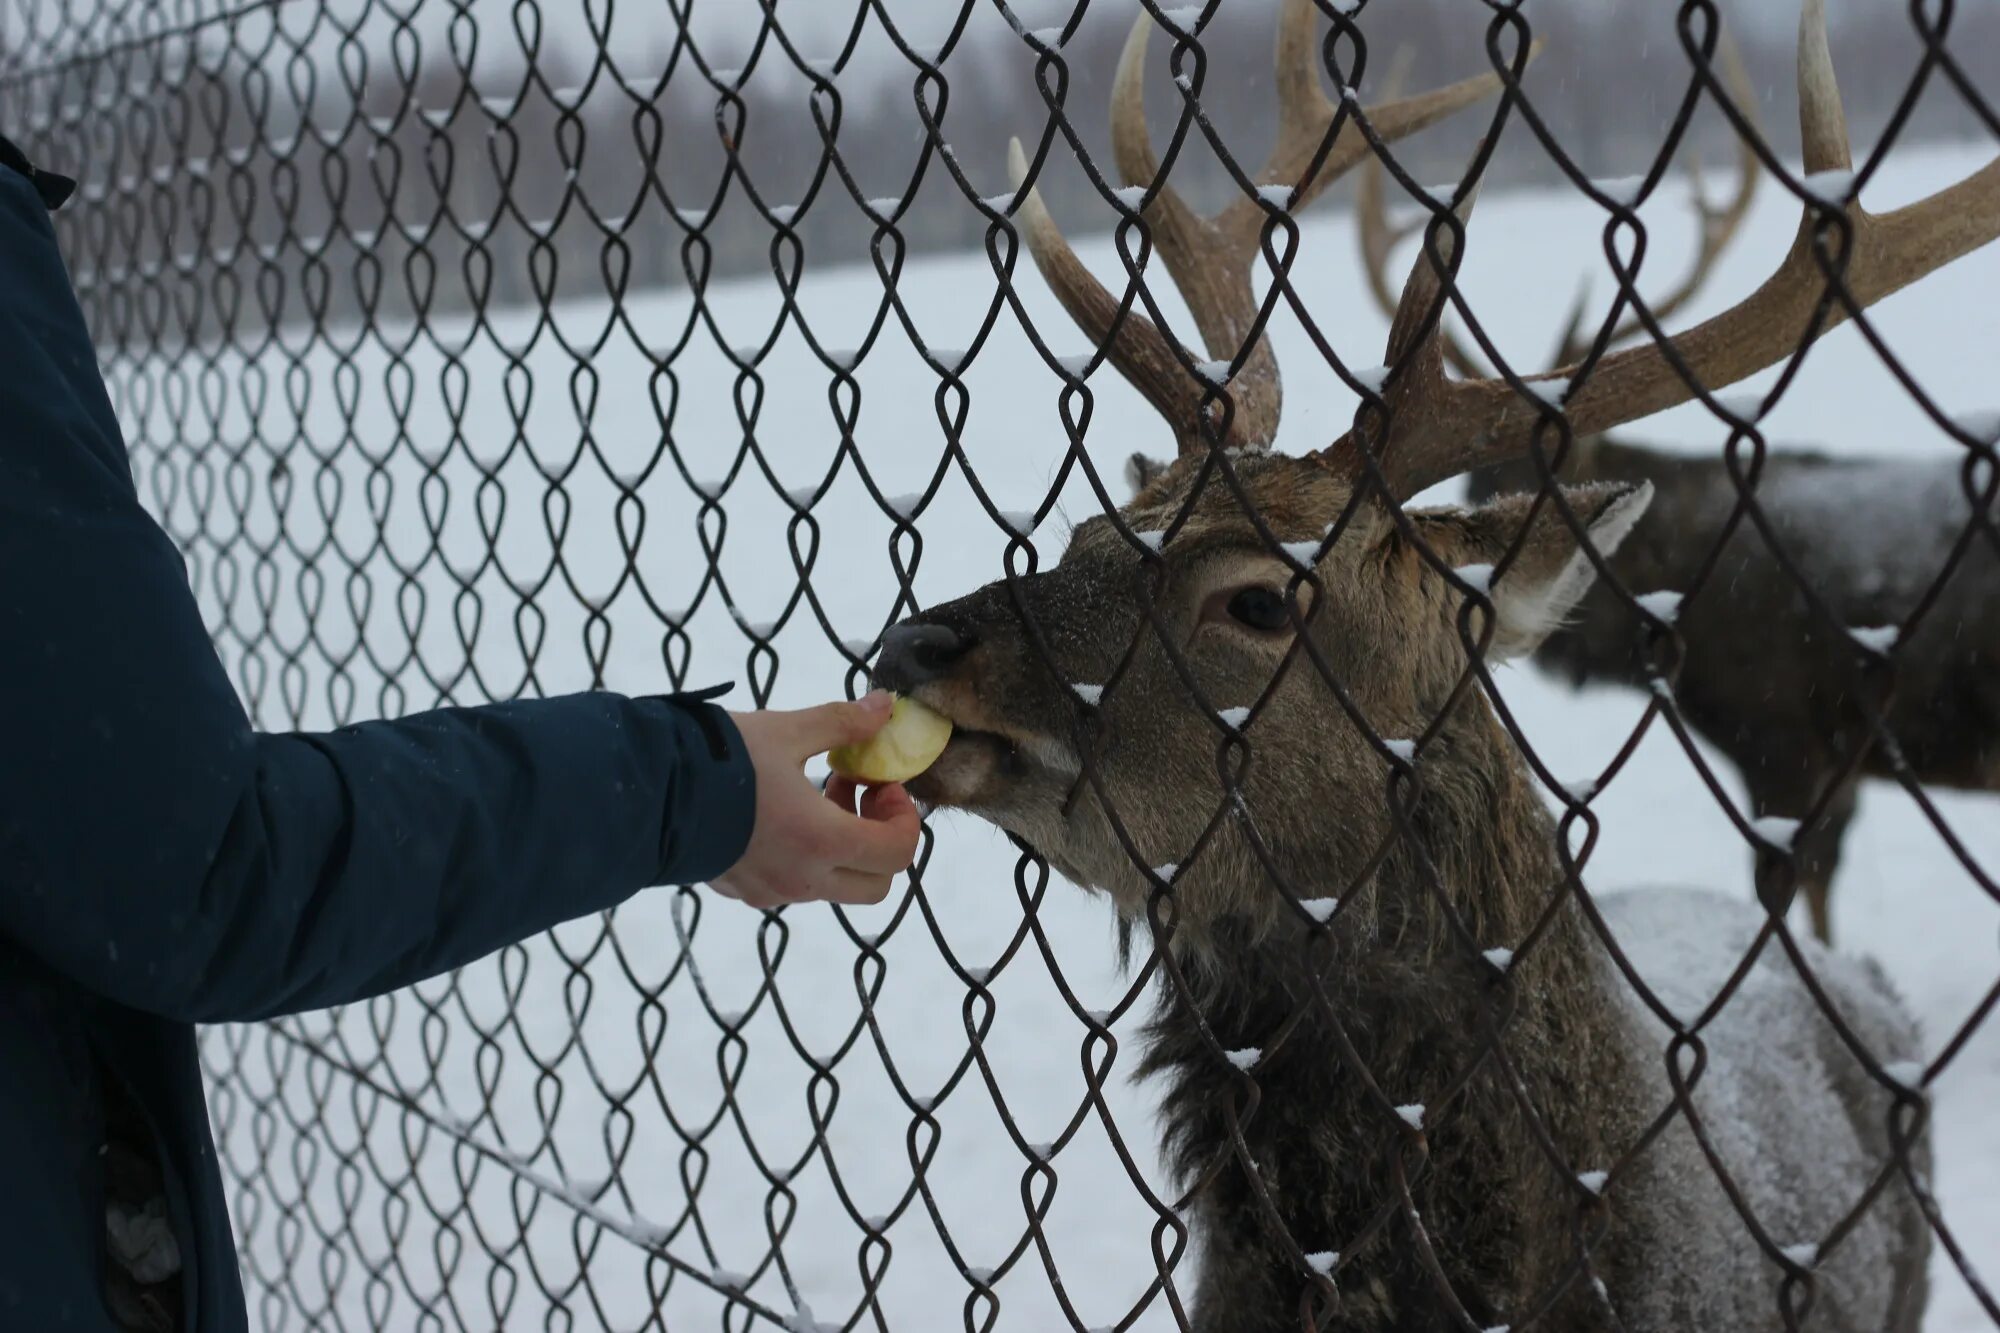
[2,0,1998,1328]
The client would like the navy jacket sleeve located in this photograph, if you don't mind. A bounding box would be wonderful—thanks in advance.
[0,166,755,1024]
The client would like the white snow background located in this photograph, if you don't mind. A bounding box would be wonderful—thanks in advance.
[139,143,2000,1330]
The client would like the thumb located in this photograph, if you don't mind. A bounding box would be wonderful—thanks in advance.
[788,690,894,760]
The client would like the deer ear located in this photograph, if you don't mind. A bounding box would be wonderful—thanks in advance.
[1412,481,1654,660]
[1125,451,1171,497]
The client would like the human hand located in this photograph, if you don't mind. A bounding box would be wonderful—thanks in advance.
[711,691,923,909]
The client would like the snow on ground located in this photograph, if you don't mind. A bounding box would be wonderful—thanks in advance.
[147,141,2000,1329]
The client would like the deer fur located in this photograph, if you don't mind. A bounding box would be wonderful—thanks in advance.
[879,453,1931,1331]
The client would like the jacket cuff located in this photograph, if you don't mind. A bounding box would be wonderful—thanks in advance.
[641,687,756,885]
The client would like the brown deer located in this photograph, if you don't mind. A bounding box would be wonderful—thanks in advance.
[871,2,1992,1327]
[1334,41,2000,945]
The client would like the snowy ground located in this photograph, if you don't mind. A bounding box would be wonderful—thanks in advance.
[138,141,2000,1330]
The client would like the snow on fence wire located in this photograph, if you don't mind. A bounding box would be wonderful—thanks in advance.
[3,0,1999,1327]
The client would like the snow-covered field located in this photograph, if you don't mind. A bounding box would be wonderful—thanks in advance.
[130,141,2000,1330]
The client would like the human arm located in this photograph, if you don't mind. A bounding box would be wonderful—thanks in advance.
[0,168,911,1023]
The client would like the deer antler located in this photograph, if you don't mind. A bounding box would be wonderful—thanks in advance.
[1355,45,1490,381]
[1008,0,1536,457]
[1331,0,2000,501]
[1549,27,1762,367]
[1356,28,1761,379]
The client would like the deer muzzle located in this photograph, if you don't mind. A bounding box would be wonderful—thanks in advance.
[872,615,1072,809]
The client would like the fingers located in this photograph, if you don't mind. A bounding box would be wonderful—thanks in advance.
[824,775,916,828]
[709,876,785,911]
[824,773,861,814]
[817,774,921,874]
[825,867,897,905]
[805,782,921,876]
[784,691,893,761]
[711,866,896,908]
[708,707,924,914]
[858,781,918,825]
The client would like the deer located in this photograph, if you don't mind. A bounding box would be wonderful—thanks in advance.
[1337,39,2000,945]
[868,1,1994,1327]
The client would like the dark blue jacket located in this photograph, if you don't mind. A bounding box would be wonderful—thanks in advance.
[0,157,756,1328]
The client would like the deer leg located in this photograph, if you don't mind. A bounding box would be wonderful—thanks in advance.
[1795,782,1859,945]
[1751,779,1856,944]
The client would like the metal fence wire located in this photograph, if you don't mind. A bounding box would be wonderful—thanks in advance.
[3,0,1999,1327]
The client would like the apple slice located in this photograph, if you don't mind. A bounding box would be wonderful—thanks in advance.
[828,695,954,784]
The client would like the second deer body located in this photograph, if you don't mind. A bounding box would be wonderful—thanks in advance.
[1468,437,2000,941]
[1347,48,2000,941]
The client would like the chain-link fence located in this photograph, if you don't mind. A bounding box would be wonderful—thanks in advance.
[4,0,1998,1328]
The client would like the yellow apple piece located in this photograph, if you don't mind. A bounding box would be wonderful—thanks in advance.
[827,695,954,783]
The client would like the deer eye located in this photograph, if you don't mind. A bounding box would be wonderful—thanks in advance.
[1226,586,1292,633]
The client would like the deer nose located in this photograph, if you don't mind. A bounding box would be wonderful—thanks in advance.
[875,621,974,691]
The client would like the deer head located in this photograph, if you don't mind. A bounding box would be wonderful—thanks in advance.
[876,0,2000,944]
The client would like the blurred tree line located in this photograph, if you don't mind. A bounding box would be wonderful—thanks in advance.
[7,0,1996,345]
